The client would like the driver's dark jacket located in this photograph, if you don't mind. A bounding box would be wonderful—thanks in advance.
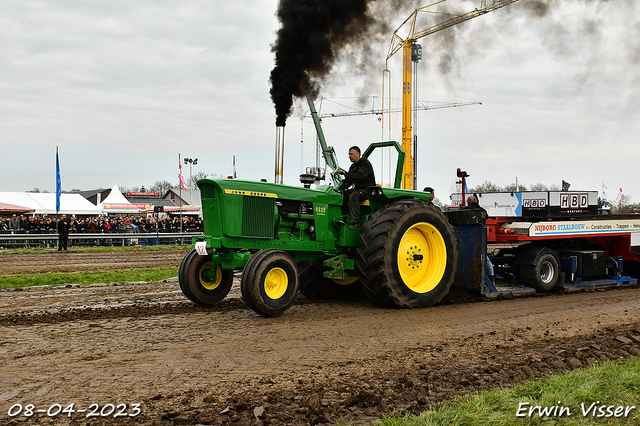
[343,157,376,190]
[464,202,488,224]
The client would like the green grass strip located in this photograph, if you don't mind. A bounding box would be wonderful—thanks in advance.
[371,356,640,426]
[0,267,179,289]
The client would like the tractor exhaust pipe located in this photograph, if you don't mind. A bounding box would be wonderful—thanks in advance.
[274,126,285,184]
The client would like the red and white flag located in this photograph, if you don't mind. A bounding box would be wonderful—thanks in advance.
[179,161,188,191]
[616,185,624,204]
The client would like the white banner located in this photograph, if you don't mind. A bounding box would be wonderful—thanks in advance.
[529,219,640,237]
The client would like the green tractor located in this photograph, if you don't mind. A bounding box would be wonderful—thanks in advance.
[178,93,458,316]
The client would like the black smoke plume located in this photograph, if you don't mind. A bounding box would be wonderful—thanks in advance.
[269,0,374,126]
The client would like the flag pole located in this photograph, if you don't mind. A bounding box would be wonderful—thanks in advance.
[56,146,61,250]
[178,153,190,236]
[179,153,182,233]
[56,146,61,220]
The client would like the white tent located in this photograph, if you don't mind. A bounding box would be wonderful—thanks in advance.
[29,193,102,215]
[101,185,151,214]
[0,192,46,213]
[0,192,102,216]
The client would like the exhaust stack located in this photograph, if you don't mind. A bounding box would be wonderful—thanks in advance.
[274,126,285,184]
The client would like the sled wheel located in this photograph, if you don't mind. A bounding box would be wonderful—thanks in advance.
[357,199,457,308]
[521,252,559,291]
[241,249,299,317]
[179,249,233,305]
[298,261,362,300]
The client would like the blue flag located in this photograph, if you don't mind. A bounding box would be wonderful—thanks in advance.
[56,147,61,213]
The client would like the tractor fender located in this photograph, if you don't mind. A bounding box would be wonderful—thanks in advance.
[367,187,432,211]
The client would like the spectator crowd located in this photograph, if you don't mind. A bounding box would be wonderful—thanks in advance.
[0,214,203,234]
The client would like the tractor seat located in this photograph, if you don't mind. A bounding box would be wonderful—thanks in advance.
[345,183,382,206]
[360,184,382,205]
[345,199,370,206]
[345,184,378,206]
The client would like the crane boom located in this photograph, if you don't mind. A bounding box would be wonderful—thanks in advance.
[385,0,520,189]
[414,0,519,39]
[319,100,481,119]
[387,0,520,60]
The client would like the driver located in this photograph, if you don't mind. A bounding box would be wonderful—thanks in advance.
[336,146,376,230]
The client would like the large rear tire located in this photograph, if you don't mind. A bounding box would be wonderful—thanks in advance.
[357,200,457,308]
[298,261,362,300]
[179,249,234,306]
[241,249,299,317]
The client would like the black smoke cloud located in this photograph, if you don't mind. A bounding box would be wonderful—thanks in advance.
[267,0,498,125]
[269,0,383,126]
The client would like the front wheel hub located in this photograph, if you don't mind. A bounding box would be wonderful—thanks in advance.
[264,267,288,299]
[199,262,222,290]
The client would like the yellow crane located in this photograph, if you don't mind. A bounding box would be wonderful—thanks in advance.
[385,0,520,189]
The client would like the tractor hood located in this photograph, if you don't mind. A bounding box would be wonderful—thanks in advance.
[195,178,343,242]
[197,178,343,205]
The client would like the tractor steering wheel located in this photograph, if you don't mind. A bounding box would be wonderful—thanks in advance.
[331,169,346,190]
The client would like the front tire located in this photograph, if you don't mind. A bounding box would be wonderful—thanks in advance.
[357,200,457,308]
[179,249,234,306]
[241,249,299,317]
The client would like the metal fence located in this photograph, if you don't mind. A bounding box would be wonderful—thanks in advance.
[0,231,202,249]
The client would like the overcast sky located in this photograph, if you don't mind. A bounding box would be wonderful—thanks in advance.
[1,0,638,205]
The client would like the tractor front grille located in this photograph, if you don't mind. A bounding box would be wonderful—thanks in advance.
[242,196,275,238]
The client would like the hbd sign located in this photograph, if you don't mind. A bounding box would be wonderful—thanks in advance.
[560,193,588,209]
[523,199,547,209]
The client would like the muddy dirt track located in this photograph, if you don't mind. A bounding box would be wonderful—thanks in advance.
[1,249,640,425]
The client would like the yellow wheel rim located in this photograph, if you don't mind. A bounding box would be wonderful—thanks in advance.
[264,267,288,299]
[331,276,358,286]
[397,222,447,293]
[199,261,222,290]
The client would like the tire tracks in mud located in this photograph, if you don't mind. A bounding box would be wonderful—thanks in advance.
[0,281,331,326]
[0,280,632,328]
